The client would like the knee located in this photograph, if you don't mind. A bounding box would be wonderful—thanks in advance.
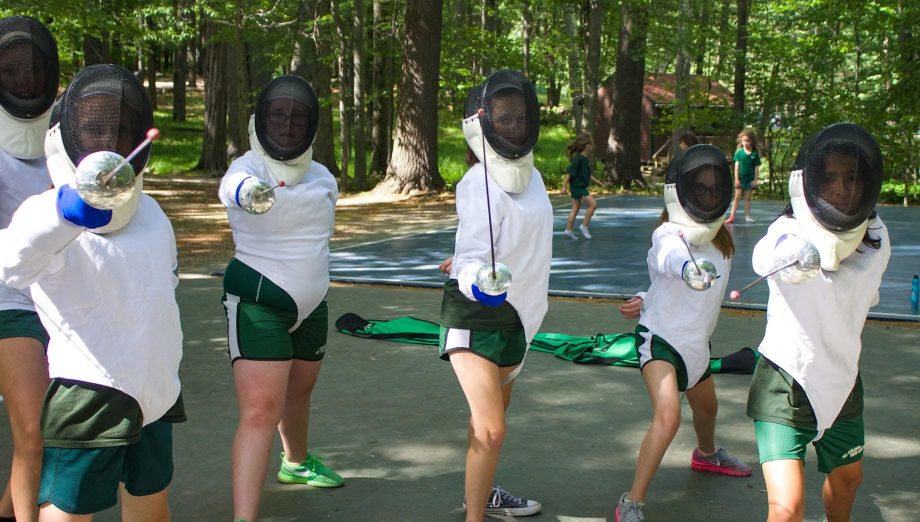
[692,400,718,421]
[830,467,863,494]
[651,408,681,435]
[471,422,506,453]
[768,499,804,522]
[11,424,44,458]
[239,404,283,430]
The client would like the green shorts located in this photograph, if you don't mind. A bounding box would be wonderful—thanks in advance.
[439,326,527,367]
[39,420,174,514]
[739,177,756,190]
[635,325,711,392]
[754,416,865,473]
[0,309,49,348]
[571,186,589,199]
[223,296,329,363]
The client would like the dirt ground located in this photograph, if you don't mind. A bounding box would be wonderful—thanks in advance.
[144,176,459,272]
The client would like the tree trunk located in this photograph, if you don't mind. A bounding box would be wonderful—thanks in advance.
[733,0,751,129]
[352,0,368,189]
[172,41,188,121]
[564,6,583,134]
[376,0,445,195]
[145,45,158,110]
[582,0,603,134]
[188,10,198,88]
[522,0,532,78]
[293,0,340,177]
[226,6,250,161]
[370,0,393,178]
[606,0,648,189]
[198,17,228,176]
[331,0,353,189]
[670,0,692,157]
[83,35,110,67]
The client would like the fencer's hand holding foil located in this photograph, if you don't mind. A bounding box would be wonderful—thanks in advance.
[772,234,821,284]
[57,185,112,229]
[74,151,137,210]
[236,177,275,215]
[681,258,718,291]
[471,262,511,307]
[471,284,507,307]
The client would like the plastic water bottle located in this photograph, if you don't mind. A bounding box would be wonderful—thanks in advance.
[912,274,919,310]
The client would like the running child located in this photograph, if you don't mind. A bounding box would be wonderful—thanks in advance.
[562,132,606,239]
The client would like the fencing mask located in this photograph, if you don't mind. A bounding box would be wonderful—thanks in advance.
[47,64,153,233]
[462,69,540,193]
[664,144,732,245]
[789,123,883,270]
[0,15,59,158]
[250,75,318,185]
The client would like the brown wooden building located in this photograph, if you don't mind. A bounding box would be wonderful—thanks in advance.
[594,73,734,173]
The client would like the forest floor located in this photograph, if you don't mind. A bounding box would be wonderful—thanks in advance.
[145,176,459,273]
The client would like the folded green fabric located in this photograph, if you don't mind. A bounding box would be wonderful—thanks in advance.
[334,313,758,374]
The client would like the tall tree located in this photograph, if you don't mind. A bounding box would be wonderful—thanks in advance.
[292,0,340,176]
[352,0,368,189]
[733,0,752,128]
[565,5,583,134]
[331,0,353,188]
[198,16,228,176]
[370,0,396,178]
[582,0,604,134]
[605,0,647,188]
[670,0,692,156]
[377,0,445,194]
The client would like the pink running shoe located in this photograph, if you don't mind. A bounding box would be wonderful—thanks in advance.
[690,447,752,477]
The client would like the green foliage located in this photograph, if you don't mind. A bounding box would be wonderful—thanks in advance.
[146,93,205,176]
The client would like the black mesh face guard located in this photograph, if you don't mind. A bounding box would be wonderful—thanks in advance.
[59,64,153,173]
[794,123,883,231]
[0,16,59,119]
[479,69,540,159]
[254,75,318,161]
[667,144,732,223]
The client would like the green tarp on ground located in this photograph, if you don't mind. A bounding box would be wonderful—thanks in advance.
[334,313,757,374]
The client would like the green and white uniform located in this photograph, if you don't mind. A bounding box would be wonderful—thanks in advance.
[0,117,53,333]
[746,215,889,433]
[219,149,338,358]
[442,164,553,358]
[635,222,730,389]
[0,189,184,431]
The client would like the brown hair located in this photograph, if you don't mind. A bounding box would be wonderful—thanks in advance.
[680,132,700,148]
[465,146,479,166]
[567,132,593,160]
[736,129,759,154]
[655,209,735,259]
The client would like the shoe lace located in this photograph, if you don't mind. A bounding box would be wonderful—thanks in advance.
[490,486,524,507]
[713,448,743,467]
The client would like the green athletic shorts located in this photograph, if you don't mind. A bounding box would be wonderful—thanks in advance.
[224,296,329,363]
[635,325,711,392]
[571,186,589,199]
[755,416,865,473]
[0,309,49,348]
[439,326,527,367]
[38,420,174,514]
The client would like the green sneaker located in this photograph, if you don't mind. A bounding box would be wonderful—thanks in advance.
[277,451,344,488]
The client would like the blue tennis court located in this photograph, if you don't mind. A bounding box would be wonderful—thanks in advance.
[330,194,920,321]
